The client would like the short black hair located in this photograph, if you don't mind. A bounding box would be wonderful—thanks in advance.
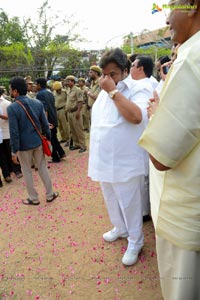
[9,76,27,95]
[0,88,4,96]
[36,77,47,89]
[99,48,128,72]
[136,55,154,78]
[158,55,171,65]
[126,53,139,74]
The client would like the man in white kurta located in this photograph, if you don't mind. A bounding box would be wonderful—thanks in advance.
[88,49,153,265]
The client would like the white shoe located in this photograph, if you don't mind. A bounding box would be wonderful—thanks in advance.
[103,227,128,242]
[122,248,141,266]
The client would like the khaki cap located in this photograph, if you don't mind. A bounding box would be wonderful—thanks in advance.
[27,79,34,84]
[52,81,62,90]
[78,78,85,82]
[65,75,76,81]
[25,76,33,83]
[90,65,101,73]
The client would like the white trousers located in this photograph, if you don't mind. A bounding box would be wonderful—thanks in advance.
[156,235,200,300]
[100,175,144,251]
[142,175,150,216]
[18,145,53,201]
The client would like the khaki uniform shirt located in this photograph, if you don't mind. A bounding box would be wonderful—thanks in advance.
[139,31,200,251]
[54,89,67,110]
[88,79,101,108]
[80,86,89,104]
[27,92,36,99]
[65,85,83,111]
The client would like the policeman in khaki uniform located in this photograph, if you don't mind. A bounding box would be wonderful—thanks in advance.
[25,76,36,99]
[87,66,101,115]
[78,78,90,132]
[65,75,86,153]
[52,81,70,146]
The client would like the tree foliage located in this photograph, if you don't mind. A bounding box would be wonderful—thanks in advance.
[0,10,27,46]
[0,10,32,79]
[0,1,84,80]
[22,0,84,78]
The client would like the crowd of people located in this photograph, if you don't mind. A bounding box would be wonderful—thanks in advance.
[0,65,102,186]
[0,1,200,298]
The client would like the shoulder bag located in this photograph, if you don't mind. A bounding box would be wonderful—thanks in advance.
[16,100,52,156]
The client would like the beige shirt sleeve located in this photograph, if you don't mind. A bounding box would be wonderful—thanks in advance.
[139,51,200,168]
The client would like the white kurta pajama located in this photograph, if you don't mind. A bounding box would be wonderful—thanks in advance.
[88,76,153,251]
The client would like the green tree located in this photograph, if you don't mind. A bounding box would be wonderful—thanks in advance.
[0,1,85,79]
[23,0,83,78]
[0,10,32,79]
[0,10,27,46]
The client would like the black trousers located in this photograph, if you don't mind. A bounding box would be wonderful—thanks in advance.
[50,127,65,162]
[0,139,21,178]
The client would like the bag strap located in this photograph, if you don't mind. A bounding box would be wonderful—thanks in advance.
[16,100,43,140]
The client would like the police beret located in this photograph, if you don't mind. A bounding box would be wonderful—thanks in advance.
[25,76,34,84]
[52,81,62,90]
[65,75,76,81]
[78,78,85,82]
[90,65,102,73]
[26,79,34,84]
[24,76,32,81]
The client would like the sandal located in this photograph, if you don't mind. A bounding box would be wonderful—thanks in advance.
[46,192,59,203]
[22,198,40,205]
[16,172,23,179]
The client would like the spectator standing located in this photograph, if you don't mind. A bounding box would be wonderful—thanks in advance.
[7,76,58,205]
[0,88,23,182]
[139,1,200,299]
[0,108,3,187]
[88,48,152,265]
[52,81,70,146]
[78,78,90,132]
[65,75,86,153]
[130,55,154,221]
[36,78,66,163]
[87,65,101,121]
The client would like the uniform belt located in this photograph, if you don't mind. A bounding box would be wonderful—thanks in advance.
[69,107,78,113]
[57,106,65,111]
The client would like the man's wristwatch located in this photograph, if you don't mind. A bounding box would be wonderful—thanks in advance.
[108,89,119,99]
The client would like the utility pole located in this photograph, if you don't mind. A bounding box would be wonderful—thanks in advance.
[130,32,134,54]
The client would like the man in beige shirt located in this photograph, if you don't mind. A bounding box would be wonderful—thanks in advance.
[78,78,90,132]
[65,76,86,153]
[139,1,200,299]
[87,65,101,124]
[52,81,70,145]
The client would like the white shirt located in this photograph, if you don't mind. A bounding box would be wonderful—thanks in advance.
[155,79,164,96]
[0,96,11,139]
[149,76,158,90]
[88,76,153,183]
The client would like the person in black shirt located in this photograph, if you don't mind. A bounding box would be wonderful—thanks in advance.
[36,78,66,163]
